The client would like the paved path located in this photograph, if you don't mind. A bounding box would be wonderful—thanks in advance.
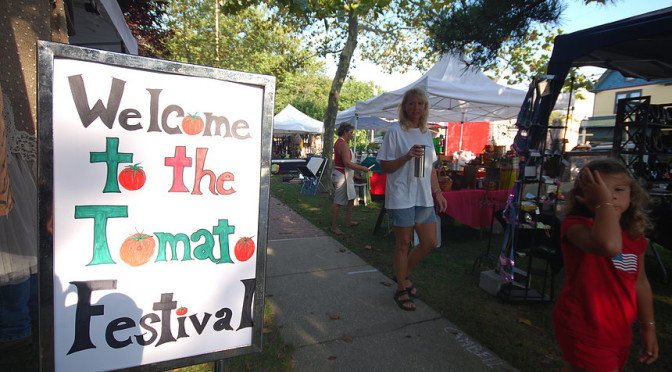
[265,196,518,371]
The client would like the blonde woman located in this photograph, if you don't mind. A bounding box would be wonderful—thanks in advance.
[377,88,447,311]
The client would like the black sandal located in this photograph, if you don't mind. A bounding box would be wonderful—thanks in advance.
[394,289,415,311]
[393,276,417,298]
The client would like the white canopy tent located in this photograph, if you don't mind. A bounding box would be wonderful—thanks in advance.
[336,54,571,129]
[336,106,397,130]
[273,104,324,134]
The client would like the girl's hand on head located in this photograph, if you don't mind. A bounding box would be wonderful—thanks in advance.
[576,169,612,210]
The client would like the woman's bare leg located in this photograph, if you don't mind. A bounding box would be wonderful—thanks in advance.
[407,222,437,272]
[393,226,415,310]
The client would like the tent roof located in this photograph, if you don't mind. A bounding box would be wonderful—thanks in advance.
[273,105,323,134]
[336,54,570,129]
[548,6,672,81]
[537,7,672,136]
[336,106,397,130]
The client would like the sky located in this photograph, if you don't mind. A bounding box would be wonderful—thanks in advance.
[328,0,672,92]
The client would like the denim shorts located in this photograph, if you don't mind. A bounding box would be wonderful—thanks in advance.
[388,206,436,227]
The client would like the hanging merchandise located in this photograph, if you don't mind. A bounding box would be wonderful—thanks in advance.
[494,76,566,303]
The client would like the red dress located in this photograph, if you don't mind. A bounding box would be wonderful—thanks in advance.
[553,215,646,347]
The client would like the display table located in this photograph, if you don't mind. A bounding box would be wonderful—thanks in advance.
[441,189,510,228]
[271,158,307,174]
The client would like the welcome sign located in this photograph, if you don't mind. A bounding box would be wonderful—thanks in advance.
[37,41,274,371]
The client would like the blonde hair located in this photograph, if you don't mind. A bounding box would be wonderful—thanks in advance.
[398,87,429,133]
[563,158,652,238]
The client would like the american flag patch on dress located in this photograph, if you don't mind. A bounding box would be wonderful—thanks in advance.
[612,253,638,273]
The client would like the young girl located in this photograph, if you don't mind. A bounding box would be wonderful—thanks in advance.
[553,158,658,371]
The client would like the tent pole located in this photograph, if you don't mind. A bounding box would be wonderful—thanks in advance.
[562,74,575,153]
[352,113,359,156]
[459,123,463,151]
[458,112,465,151]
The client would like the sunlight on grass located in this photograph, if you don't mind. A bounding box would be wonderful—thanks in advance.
[655,294,672,305]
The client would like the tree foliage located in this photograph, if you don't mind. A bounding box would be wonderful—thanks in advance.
[426,0,616,67]
[276,74,379,119]
[477,24,593,95]
[117,0,172,57]
[220,0,450,173]
[151,1,331,114]
[426,0,564,68]
[426,0,617,91]
[162,2,318,80]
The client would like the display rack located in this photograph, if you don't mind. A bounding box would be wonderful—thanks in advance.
[612,96,672,282]
[494,77,565,302]
[613,96,672,192]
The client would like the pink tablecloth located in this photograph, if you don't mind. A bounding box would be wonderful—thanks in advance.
[441,189,511,228]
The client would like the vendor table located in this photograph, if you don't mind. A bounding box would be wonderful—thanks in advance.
[373,188,511,235]
[272,158,307,174]
[441,189,510,228]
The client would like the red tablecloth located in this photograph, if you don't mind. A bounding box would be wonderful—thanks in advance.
[441,189,511,228]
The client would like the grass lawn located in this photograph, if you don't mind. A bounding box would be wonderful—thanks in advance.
[269,174,672,372]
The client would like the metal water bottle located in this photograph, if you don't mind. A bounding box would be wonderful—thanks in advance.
[414,145,425,177]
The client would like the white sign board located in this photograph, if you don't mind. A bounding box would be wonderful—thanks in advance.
[37,41,274,371]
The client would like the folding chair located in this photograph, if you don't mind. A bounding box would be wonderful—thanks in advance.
[298,157,325,196]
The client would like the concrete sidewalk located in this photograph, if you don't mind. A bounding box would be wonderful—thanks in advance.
[266,196,518,371]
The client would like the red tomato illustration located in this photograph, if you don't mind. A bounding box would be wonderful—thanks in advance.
[182,113,204,135]
[119,233,155,266]
[119,163,146,191]
[176,307,188,316]
[234,237,255,262]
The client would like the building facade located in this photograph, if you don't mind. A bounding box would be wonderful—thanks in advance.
[580,70,672,145]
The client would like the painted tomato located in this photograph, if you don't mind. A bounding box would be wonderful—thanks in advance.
[176,307,188,316]
[182,113,204,135]
[234,237,255,262]
[119,233,156,266]
[119,163,146,191]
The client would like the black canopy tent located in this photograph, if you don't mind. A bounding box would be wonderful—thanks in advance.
[496,8,672,299]
[532,6,672,275]
[536,6,672,130]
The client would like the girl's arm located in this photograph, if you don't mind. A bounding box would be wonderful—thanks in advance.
[337,140,369,172]
[636,253,658,364]
[567,170,623,256]
[564,209,623,257]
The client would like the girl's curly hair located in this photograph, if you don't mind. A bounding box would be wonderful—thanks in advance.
[562,157,652,238]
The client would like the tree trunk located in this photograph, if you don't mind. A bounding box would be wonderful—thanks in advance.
[322,10,358,192]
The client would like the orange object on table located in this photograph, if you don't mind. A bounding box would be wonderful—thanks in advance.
[441,189,510,228]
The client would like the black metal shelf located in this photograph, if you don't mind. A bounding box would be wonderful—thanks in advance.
[613,96,672,194]
[613,97,672,283]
